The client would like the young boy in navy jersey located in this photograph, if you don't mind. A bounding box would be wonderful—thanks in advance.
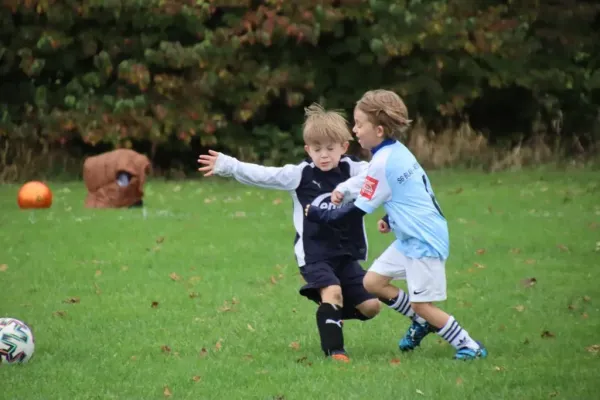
[198,104,380,362]
[306,90,487,360]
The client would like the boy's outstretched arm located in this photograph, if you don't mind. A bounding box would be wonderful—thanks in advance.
[305,202,366,228]
[198,150,303,191]
[331,158,369,205]
[306,160,391,225]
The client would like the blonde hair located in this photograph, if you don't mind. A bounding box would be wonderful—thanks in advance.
[355,89,412,139]
[303,103,353,145]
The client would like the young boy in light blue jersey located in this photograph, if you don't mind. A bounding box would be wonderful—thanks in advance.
[305,90,487,360]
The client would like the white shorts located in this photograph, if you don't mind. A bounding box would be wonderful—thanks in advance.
[369,243,447,303]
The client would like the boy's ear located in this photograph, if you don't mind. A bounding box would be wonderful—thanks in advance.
[376,125,385,138]
[342,141,350,152]
[304,144,310,154]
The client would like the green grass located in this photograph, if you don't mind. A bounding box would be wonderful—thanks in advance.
[1,168,599,400]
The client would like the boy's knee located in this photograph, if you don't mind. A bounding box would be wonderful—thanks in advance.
[363,272,384,294]
[320,285,343,306]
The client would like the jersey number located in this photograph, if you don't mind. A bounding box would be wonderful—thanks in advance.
[422,175,444,217]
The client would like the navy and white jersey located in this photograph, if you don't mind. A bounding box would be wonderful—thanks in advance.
[213,153,370,267]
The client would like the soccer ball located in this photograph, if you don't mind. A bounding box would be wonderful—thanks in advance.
[17,181,53,209]
[0,318,35,365]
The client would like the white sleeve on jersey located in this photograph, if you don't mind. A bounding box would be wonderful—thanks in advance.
[334,157,370,204]
[213,153,304,191]
[354,157,392,213]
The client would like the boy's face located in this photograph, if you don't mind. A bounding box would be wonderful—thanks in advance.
[352,108,385,150]
[304,141,349,171]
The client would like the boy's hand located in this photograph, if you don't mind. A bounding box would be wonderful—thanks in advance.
[331,190,344,205]
[304,204,322,222]
[377,219,391,233]
[197,150,220,176]
[304,204,313,217]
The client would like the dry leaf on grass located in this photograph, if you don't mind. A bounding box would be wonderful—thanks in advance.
[156,236,165,244]
[169,272,181,281]
[456,377,464,385]
[521,277,537,288]
[289,341,300,350]
[585,344,600,354]
[557,244,569,252]
[416,389,425,395]
[247,324,255,332]
[53,310,67,318]
[476,248,486,255]
[272,198,282,205]
[161,345,171,353]
[94,283,102,295]
[0,264,8,272]
[514,305,525,312]
[583,295,591,302]
[151,301,159,308]
[494,366,506,372]
[474,263,485,269]
[192,375,201,382]
[95,270,102,277]
[63,297,80,304]
[510,248,522,254]
[121,265,129,271]
[524,259,536,265]
[270,276,278,285]
[243,354,254,360]
[189,292,199,299]
[389,358,401,365]
[163,386,172,397]
[296,356,312,366]
[215,339,223,351]
[199,348,208,358]
[541,330,555,339]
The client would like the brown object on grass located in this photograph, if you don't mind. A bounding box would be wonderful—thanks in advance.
[83,149,151,208]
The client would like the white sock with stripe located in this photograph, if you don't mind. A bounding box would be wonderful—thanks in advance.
[387,290,427,325]
[437,316,479,350]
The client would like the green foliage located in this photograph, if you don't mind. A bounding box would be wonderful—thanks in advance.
[0,0,599,164]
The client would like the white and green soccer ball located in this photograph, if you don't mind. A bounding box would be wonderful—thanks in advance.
[0,318,35,365]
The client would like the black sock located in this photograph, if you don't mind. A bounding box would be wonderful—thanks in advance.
[316,303,344,356]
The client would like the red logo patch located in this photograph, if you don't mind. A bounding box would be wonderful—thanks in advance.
[360,176,379,200]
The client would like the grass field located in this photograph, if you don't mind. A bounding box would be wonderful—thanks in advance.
[1,168,599,400]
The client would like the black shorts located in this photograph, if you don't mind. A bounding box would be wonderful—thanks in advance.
[299,256,376,309]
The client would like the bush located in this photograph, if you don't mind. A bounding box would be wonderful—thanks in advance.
[0,0,599,175]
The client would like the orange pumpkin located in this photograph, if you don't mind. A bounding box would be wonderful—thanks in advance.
[17,181,53,209]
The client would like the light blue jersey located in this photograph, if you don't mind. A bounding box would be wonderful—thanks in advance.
[354,139,449,260]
